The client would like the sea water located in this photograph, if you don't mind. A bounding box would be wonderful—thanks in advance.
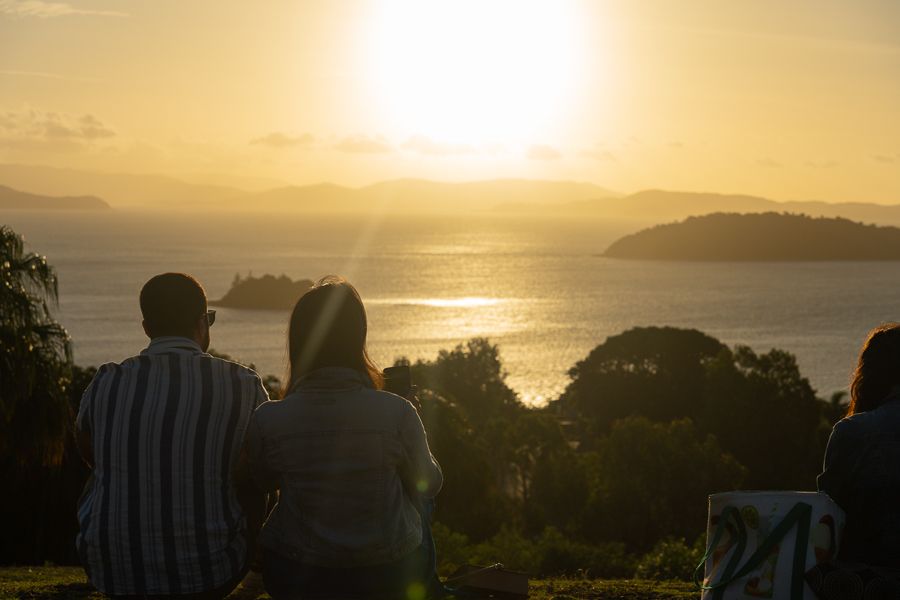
[5,209,899,404]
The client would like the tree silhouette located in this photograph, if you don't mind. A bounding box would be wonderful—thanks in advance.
[0,225,72,467]
[555,327,727,432]
[0,226,86,565]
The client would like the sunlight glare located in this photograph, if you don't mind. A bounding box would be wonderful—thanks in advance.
[368,297,504,308]
[418,297,501,308]
[366,0,587,144]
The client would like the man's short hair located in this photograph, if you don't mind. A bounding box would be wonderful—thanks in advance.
[140,273,207,337]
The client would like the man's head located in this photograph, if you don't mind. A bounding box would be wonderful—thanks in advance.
[140,273,211,350]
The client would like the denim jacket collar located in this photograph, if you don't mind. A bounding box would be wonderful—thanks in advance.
[291,367,374,394]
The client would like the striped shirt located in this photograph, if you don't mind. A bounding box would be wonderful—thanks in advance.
[75,336,268,596]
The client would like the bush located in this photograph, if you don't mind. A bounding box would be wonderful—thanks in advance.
[582,417,745,552]
[431,522,473,576]
[634,536,705,581]
[433,523,637,579]
[469,526,541,575]
[534,527,635,578]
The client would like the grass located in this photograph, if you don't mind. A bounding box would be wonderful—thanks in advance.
[0,567,698,599]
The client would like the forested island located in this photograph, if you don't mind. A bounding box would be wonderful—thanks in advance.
[210,273,313,309]
[604,212,900,261]
[0,184,110,211]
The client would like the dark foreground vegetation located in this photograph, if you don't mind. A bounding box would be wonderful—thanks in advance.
[0,567,698,600]
[604,211,900,260]
[1,224,845,587]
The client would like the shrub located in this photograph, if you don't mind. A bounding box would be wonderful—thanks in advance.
[534,527,635,578]
[431,522,473,576]
[433,523,637,579]
[470,526,541,575]
[634,536,705,581]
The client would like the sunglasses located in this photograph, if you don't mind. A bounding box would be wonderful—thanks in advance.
[205,310,216,327]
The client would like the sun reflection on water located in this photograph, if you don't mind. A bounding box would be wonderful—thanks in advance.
[369,297,504,308]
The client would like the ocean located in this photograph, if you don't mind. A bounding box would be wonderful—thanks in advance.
[5,209,899,404]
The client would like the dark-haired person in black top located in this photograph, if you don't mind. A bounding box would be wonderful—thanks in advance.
[818,323,900,567]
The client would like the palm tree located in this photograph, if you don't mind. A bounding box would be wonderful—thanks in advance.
[0,225,72,467]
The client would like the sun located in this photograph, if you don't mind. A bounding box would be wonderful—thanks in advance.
[365,0,587,145]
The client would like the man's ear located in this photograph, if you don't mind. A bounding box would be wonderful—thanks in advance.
[142,320,153,339]
[194,313,210,349]
[197,312,209,334]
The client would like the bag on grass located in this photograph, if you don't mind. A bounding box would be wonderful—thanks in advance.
[695,491,845,600]
[444,563,528,599]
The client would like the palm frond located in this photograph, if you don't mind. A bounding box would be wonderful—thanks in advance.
[0,226,73,467]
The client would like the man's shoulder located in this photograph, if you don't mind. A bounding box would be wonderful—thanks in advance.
[201,355,268,403]
[203,354,262,378]
[90,358,136,378]
[99,353,265,392]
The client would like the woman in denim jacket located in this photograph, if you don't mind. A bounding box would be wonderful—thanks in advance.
[245,276,443,598]
[818,323,900,567]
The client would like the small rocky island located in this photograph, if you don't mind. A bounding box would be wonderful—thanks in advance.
[603,212,900,261]
[210,274,313,310]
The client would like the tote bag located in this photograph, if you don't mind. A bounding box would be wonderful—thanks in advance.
[695,491,844,600]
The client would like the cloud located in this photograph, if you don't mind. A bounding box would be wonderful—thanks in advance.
[580,148,617,162]
[0,0,128,18]
[0,107,115,150]
[756,157,783,168]
[401,135,474,156]
[873,154,896,164]
[250,132,314,149]
[527,144,561,160]
[75,114,115,139]
[335,135,393,154]
[401,136,469,156]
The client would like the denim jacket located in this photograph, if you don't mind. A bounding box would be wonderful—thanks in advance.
[245,367,442,567]
[817,391,900,566]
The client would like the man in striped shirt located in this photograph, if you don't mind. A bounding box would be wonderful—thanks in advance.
[76,273,268,598]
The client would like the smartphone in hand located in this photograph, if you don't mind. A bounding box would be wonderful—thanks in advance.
[383,365,411,397]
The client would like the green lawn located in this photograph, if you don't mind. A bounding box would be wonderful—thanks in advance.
[0,567,698,599]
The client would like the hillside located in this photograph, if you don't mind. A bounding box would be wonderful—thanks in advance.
[0,163,247,209]
[604,212,900,261]
[0,164,620,213]
[5,163,900,223]
[248,178,620,213]
[553,190,900,226]
[0,184,110,211]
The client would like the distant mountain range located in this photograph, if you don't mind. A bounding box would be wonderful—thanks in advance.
[604,212,900,261]
[247,178,621,214]
[0,184,110,211]
[552,190,900,225]
[2,163,900,225]
[0,163,243,209]
[0,164,619,213]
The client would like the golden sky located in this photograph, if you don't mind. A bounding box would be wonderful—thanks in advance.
[1,0,899,202]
